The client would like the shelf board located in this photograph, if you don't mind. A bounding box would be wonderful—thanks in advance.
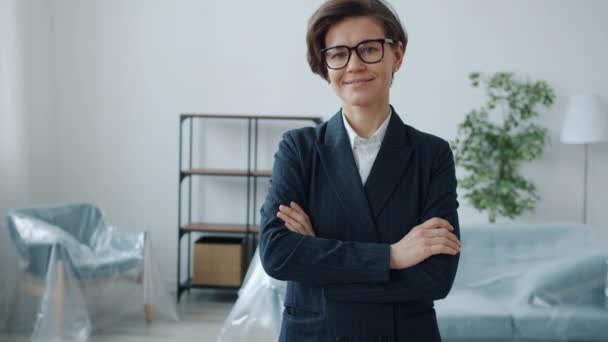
[181,222,259,234]
[181,168,271,177]
[179,278,241,290]
[251,170,272,177]
[182,168,248,176]
[180,113,323,124]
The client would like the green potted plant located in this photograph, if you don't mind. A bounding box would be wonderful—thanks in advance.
[450,72,556,223]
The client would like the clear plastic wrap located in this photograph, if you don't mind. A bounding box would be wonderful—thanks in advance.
[219,224,608,341]
[217,248,285,342]
[3,203,177,341]
[436,224,608,341]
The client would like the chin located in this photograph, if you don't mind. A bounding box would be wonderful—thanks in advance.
[340,93,380,108]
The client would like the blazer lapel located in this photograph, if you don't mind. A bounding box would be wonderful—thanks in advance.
[316,110,379,241]
[364,109,414,219]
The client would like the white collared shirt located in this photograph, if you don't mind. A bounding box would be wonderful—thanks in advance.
[342,108,392,185]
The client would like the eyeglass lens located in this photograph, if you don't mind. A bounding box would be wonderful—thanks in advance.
[324,40,384,69]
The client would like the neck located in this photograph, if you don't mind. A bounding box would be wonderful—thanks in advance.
[342,102,390,139]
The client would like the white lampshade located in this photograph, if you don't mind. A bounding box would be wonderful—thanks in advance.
[560,94,608,144]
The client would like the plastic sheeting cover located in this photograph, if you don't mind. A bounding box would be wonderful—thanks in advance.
[3,203,177,341]
[218,248,285,342]
[219,224,608,341]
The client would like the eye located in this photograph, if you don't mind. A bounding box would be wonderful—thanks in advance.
[326,50,348,60]
[331,52,347,60]
[361,46,379,55]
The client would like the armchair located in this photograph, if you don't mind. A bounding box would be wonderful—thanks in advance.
[4,203,155,340]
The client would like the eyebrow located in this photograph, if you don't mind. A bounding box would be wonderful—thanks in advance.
[323,38,387,50]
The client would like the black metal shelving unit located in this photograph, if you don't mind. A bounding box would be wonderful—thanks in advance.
[177,113,322,301]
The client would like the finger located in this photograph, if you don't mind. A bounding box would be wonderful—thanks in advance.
[279,205,308,227]
[299,222,315,237]
[277,210,297,226]
[290,201,310,222]
[422,217,454,231]
[289,202,312,226]
[286,219,315,237]
[423,217,452,231]
[278,211,300,230]
[279,205,312,230]
[279,213,305,234]
[279,211,314,236]
[289,201,307,217]
[280,205,315,236]
[277,211,293,226]
[277,211,294,226]
[425,228,460,246]
[285,221,306,235]
[430,237,461,252]
[432,218,454,231]
[448,231,461,246]
[429,244,459,256]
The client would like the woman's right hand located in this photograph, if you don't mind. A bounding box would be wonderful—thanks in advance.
[389,217,461,270]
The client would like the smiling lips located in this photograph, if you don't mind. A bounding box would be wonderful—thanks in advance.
[344,77,375,86]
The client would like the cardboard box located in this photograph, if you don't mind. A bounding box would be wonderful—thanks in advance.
[193,236,243,287]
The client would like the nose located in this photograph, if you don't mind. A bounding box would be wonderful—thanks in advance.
[346,49,366,72]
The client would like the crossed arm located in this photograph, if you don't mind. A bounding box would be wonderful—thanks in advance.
[278,202,460,270]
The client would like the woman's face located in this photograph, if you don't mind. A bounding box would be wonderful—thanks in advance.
[324,16,403,109]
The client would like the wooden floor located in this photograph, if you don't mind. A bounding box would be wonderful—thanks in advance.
[0,289,237,342]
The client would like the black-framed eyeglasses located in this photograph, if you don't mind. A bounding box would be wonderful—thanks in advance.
[321,38,395,70]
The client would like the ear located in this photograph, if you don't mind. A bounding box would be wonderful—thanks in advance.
[392,41,404,73]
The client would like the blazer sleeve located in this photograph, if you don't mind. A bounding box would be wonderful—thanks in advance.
[259,132,391,284]
[323,140,460,303]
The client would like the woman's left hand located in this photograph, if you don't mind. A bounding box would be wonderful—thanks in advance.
[277,201,316,236]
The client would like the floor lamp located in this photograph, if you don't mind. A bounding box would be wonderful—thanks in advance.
[560,94,608,224]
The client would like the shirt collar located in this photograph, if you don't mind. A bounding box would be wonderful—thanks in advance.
[342,107,392,148]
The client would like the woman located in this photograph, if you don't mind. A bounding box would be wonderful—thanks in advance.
[259,1,461,341]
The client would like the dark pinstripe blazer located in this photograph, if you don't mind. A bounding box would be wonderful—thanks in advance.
[259,107,460,342]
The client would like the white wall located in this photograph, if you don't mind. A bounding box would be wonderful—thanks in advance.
[7,0,608,287]
[0,0,30,325]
